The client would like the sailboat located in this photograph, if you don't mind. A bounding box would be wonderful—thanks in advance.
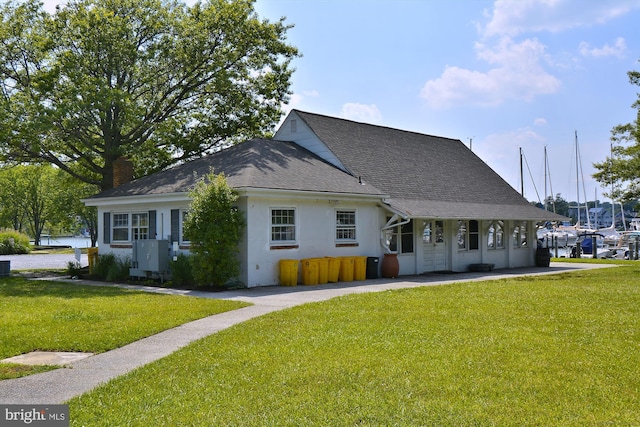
[571,131,620,256]
[536,145,578,247]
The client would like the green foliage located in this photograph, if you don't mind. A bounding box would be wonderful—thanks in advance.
[0,277,250,379]
[0,0,299,191]
[593,61,640,201]
[0,165,77,244]
[66,261,83,277]
[169,253,195,288]
[90,253,131,282]
[184,169,245,287]
[0,229,31,254]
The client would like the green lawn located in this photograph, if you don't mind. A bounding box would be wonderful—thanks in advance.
[68,265,640,426]
[0,277,249,379]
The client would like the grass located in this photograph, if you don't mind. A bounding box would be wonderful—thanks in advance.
[0,277,249,379]
[67,265,640,426]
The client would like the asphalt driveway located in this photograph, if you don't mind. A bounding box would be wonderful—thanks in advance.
[1,253,89,271]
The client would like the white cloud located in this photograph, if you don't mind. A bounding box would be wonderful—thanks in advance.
[339,103,382,124]
[534,117,547,126]
[482,0,640,38]
[475,127,547,194]
[420,37,560,108]
[579,37,627,58]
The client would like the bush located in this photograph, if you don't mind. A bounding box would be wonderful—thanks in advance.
[170,253,195,287]
[184,169,245,287]
[0,230,31,255]
[90,253,131,282]
[66,261,83,277]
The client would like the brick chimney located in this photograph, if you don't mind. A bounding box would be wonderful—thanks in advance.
[112,157,134,188]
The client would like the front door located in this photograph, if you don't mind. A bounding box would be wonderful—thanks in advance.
[423,220,447,272]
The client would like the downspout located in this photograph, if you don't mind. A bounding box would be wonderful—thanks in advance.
[380,213,411,254]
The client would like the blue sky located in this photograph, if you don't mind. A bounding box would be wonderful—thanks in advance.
[41,0,640,204]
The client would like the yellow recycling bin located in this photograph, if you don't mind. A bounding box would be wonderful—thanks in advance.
[87,247,99,274]
[301,258,319,285]
[315,258,329,284]
[338,256,355,282]
[354,256,367,281]
[326,257,341,283]
[279,259,298,286]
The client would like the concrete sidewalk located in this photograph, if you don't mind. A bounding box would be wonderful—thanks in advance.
[0,262,612,404]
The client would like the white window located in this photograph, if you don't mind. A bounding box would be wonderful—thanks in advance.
[112,212,148,242]
[386,217,414,254]
[336,210,356,241]
[488,220,505,250]
[271,208,296,243]
[132,213,149,240]
[112,213,129,241]
[513,221,528,248]
[458,220,479,251]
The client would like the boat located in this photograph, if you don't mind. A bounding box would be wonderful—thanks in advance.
[598,230,640,260]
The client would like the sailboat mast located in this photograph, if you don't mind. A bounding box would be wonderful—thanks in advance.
[520,147,524,196]
[544,146,548,211]
[575,131,580,226]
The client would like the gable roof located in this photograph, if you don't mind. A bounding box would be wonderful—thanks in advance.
[279,110,565,221]
[88,139,386,200]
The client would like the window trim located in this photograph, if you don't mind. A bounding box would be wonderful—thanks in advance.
[335,209,357,242]
[457,219,479,251]
[488,220,505,250]
[385,217,414,254]
[270,207,297,245]
[112,211,149,243]
[512,221,529,248]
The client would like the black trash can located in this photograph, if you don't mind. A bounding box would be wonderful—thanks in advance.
[0,260,10,277]
[535,247,551,267]
[366,256,379,279]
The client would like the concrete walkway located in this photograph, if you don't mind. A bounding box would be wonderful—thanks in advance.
[0,262,613,404]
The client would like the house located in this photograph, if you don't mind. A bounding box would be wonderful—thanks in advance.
[587,207,612,228]
[84,110,567,287]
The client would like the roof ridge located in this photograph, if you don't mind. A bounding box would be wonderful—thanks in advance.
[291,109,461,143]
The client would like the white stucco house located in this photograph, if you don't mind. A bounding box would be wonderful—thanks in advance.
[84,110,566,287]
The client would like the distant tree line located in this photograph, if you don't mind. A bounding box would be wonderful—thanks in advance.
[0,164,98,246]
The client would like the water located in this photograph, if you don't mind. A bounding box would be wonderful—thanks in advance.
[35,236,93,248]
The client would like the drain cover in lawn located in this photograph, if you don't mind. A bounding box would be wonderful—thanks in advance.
[1,351,94,366]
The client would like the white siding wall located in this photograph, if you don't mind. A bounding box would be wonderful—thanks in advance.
[95,199,539,285]
[244,196,382,287]
[96,195,384,287]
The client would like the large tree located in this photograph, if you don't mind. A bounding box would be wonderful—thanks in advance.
[593,60,640,201]
[0,0,298,191]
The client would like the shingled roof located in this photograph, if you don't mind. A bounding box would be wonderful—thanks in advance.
[89,139,386,200]
[289,110,566,221]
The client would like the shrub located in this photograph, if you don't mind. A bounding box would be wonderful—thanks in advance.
[170,253,195,288]
[66,261,83,277]
[0,230,31,255]
[91,253,131,282]
[184,169,245,288]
